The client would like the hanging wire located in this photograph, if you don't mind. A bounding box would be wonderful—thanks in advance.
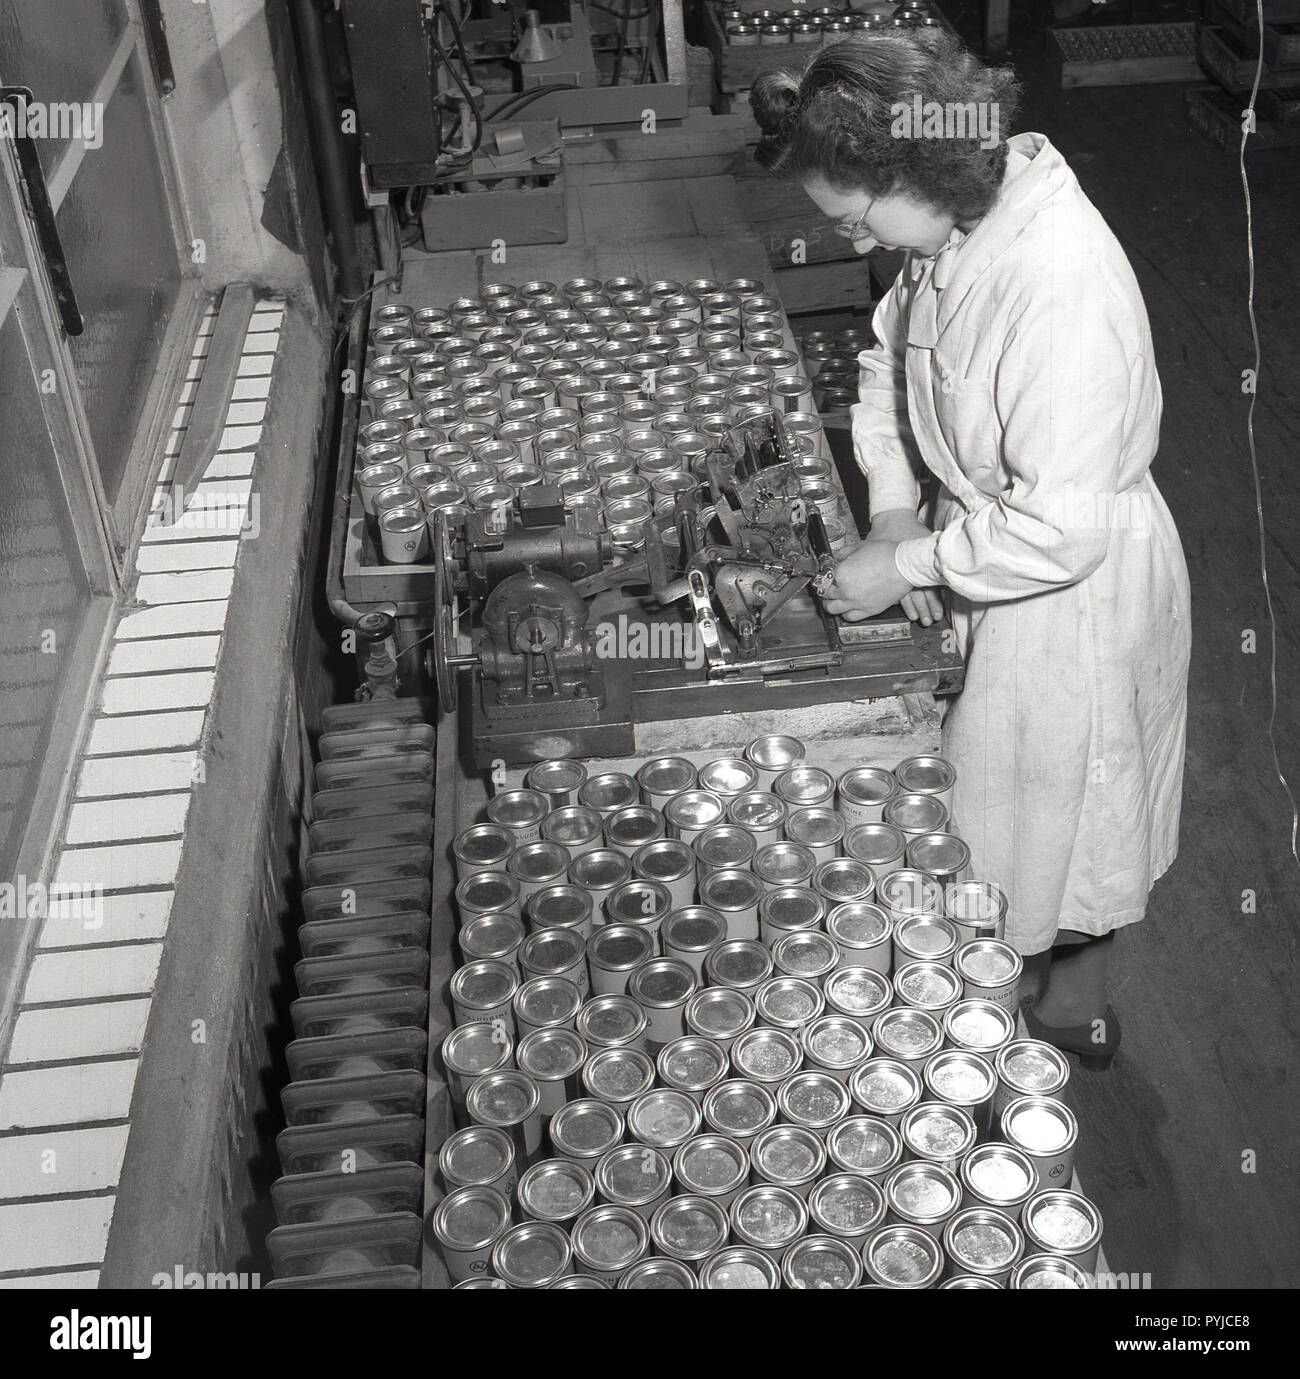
[1239,0,1299,869]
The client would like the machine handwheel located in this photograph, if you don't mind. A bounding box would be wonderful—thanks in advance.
[430,509,459,715]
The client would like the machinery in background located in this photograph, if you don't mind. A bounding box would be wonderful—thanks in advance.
[339,0,687,252]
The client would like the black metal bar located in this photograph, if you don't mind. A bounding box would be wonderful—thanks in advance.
[140,0,177,96]
[0,87,84,337]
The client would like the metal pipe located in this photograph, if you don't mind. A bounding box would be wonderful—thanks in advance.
[290,0,364,299]
[325,288,369,629]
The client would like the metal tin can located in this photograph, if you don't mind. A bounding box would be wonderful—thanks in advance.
[960,1141,1040,1213]
[634,755,697,810]
[877,868,943,921]
[781,1233,862,1289]
[1000,1095,1078,1189]
[491,1220,572,1288]
[432,1185,511,1284]
[893,914,959,969]
[506,840,570,910]
[823,967,893,1025]
[548,1097,624,1165]
[513,975,583,1039]
[944,879,1009,943]
[527,883,595,941]
[627,956,697,1048]
[801,1013,871,1081]
[1020,1189,1103,1274]
[808,1173,886,1249]
[460,912,526,973]
[702,1079,778,1142]
[594,1142,672,1222]
[451,958,519,1032]
[900,1100,977,1171]
[663,788,727,842]
[721,798,789,860]
[884,792,950,837]
[519,927,590,998]
[650,1195,730,1264]
[894,754,957,817]
[862,1222,944,1288]
[1009,1254,1094,1289]
[517,1027,588,1118]
[567,848,632,922]
[906,831,972,886]
[570,1203,650,1283]
[684,987,755,1052]
[825,1115,903,1180]
[955,939,1023,1016]
[883,1159,962,1242]
[754,841,817,890]
[772,930,840,989]
[873,1007,944,1064]
[943,1205,1024,1284]
[773,766,835,810]
[440,1124,517,1200]
[893,961,964,1015]
[751,1124,826,1197]
[783,807,844,863]
[582,1047,656,1111]
[466,1068,544,1166]
[618,1257,698,1288]
[731,1026,803,1087]
[742,734,805,789]
[843,822,907,879]
[540,805,603,859]
[453,822,516,881]
[993,1039,1070,1118]
[377,505,430,564]
[517,1157,595,1227]
[730,1184,807,1257]
[943,998,1016,1057]
[605,879,672,946]
[578,771,640,817]
[662,906,729,978]
[813,858,876,907]
[672,1135,751,1213]
[633,840,697,911]
[486,788,549,845]
[851,1058,923,1127]
[698,1244,780,1288]
[824,902,891,973]
[442,1022,514,1115]
[698,868,764,941]
[524,758,588,810]
[356,462,406,515]
[697,756,761,799]
[586,924,655,997]
[777,1068,850,1130]
[704,938,773,993]
[575,993,648,1053]
[627,1088,702,1151]
[694,824,758,879]
[657,1035,730,1103]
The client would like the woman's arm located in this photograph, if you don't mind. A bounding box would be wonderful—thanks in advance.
[892,264,1145,601]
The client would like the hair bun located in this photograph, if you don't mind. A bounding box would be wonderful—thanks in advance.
[750,71,801,137]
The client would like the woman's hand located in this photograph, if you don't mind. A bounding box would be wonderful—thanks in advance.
[842,507,946,626]
[823,539,915,621]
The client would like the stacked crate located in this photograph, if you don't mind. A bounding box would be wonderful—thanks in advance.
[1188,0,1300,149]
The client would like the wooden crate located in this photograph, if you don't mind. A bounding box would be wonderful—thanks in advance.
[701,1,823,95]
[1049,21,1201,88]
[1199,24,1296,91]
[1185,82,1300,148]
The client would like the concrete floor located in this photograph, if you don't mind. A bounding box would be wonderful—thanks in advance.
[941,0,1300,1288]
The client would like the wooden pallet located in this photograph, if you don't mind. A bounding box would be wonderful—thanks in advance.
[1048,21,1201,88]
[1185,82,1300,149]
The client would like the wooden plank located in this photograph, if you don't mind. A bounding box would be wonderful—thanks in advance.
[161,285,256,522]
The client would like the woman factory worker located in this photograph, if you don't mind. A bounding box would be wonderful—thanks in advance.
[752,33,1191,1070]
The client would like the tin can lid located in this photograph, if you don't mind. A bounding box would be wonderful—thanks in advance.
[460,913,525,962]
[440,1126,513,1186]
[778,1070,849,1126]
[507,841,569,882]
[514,975,582,1025]
[572,1204,648,1270]
[885,792,949,833]
[755,977,824,1028]
[685,986,754,1040]
[699,868,764,912]
[663,789,726,830]
[451,960,517,1009]
[752,1125,825,1184]
[518,1159,594,1222]
[924,1050,995,1105]
[962,1144,1037,1203]
[1011,1256,1094,1289]
[824,967,892,1019]
[732,1185,806,1246]
[698,757,759,796]
[586,925,654,974]
[518,1027,587,1081]
[782,1234,862,1289]
[596,1144,670,1204]
[454,823,515,865]
[733,1027,801,1082]
[704,1079,777,1135]
[877,868,942,916]
[902,1102,976,1159]
[434,1186,510,1250]
[618,1257,699,1289]
[694,826,756,869]
[456,870,520,913]
[584,1048,655,1102]
[826,902,889,948]
[520,927,585,973]
[579,772,639,812]
[873,1007,943,1057]
[492,1222,571,1286]
[754,842,816,885]
[784,807,845,847]
[844,822,906,866]
[442,1021,512,1079]
[996,1039,1069,1094]
[945,880,1009,924]
[651,1196,729,1259]
[803,1014,870,1068]
[1022,1190,1102,1252]
[852,1058,921,1112]
[633,840,695,884]
[628,958,696,1008]
[894,755,956,795]
[728,792,786,829]
[773,932,839,980]
[528,884,592,930]
[467,1070,539,1127]
[674,1135,749,1195]
[773,766,835,804]
[865,1225,943,1286]
[628,1089,701,1147]
[576,994,646,1045]
[706,940,772,987]
[946,1211,1024,1275]
[635,756,698,797]
[541,806,602,846]
[826,1116,901,1173]
[1002,1096,1078,1153]
[814,859,875,902]
[663,907,728,952]
[699,1246,780,1289]
[658,1037,729,1090]
[906,831,971,876]
[549,1098,623,1156]
[944,999,1015,1052]
[885,1161,961,1222]
[759,887,824,931]
[809,1173,885,1236]
[895,914,958,958]
[606,880,670,925]
[568,848,631,890]
[894,961,962,1010]
[956,939,1023,986]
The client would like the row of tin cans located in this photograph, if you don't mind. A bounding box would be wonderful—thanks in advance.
[356,278,840,564]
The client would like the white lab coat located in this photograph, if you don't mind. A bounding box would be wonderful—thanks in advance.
[852,133,1191,955]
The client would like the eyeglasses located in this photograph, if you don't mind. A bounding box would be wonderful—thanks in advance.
[832,198,876,240]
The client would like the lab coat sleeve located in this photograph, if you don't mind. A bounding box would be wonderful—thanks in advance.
[851,274,924,519]
[893,263,1137,600]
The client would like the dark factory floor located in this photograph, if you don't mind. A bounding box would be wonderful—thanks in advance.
[937,1,1300,1289]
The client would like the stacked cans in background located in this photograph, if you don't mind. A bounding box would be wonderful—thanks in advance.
[798,325,876,413]
[721,2,942,51]
[356,274,853,566]
[435,739,1103,1289]
[263,700,436,1288]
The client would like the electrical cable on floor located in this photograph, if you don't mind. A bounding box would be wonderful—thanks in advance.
[1239,0,1299,869]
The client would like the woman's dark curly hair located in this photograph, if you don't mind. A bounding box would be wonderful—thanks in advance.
[751,31,1021,221]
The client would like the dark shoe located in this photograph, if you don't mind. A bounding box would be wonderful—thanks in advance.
[1022,1003,1121,1071]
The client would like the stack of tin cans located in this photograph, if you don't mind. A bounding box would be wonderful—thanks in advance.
[356,275,846,566]
[798,325,876,412]
[721,1,941,49]
[435,739,1103,1289]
